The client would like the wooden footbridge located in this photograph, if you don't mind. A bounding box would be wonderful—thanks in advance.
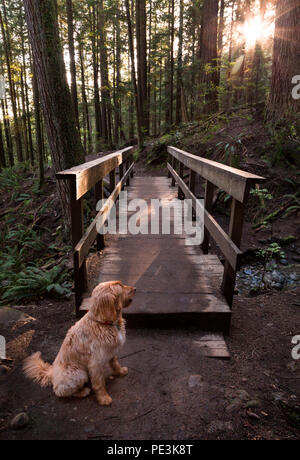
[57,146,264,342]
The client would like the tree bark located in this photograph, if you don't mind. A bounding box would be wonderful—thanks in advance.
[0,122,6,170]
[0,2,24,162]
[66,0,80,129]
[23,0,85,230]
[199,0,219,113]
[125,0,143,146]
[176,0,184,124]
[136,0,148,136]
[268,0,300,121]
[32,61,44,188]
[98,0,112,147]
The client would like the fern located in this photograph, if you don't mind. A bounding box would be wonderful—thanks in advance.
[1,266,72,304]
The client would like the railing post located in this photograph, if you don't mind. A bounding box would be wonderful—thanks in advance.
[178,161,184,200]
[95,180,105,251]
[168,153,171,179]
[171,156,176,187]
[221,198,246,307]
[119,163,124,190]
[126,159,131,186]
[110,169,116,193]
[71,194,87,317]
[202,180,215,254]
[189,169,196,220]
[130,154,134,178]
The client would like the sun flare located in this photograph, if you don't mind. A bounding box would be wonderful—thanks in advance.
[242,15,273,49]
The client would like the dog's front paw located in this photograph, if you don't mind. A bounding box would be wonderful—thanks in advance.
[97,394,113,406]
[118,366,128,377]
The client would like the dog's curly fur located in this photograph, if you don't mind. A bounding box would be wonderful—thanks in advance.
[23,281,136,406]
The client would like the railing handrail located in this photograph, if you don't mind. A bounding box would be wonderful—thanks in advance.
[167,145,266,307]
[56,146,135,316]
[168,146,265,203]
[56,146,134,200]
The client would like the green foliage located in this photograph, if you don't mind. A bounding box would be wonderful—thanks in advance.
[216,132,248,169]
[250,187,273,209]
[0,266,72,305]
[282,194,300,218]
[0,165,72,306]
[256,243,285,262]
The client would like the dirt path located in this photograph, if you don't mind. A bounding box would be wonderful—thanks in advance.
[0,286,299,440]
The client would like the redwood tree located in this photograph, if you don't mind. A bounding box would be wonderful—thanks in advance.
[268,0,300,121]
[199,0,219,113]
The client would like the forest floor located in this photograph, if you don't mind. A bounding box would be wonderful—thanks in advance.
[0,111,300,440]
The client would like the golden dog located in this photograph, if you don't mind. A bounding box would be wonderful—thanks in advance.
[23,281,136,406]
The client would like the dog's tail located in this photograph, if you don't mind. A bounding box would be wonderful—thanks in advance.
[23,352,53,388]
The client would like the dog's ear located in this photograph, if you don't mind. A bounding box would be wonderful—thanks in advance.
[91,291,119,323]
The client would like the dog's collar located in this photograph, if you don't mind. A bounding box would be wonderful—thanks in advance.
[88,316,121,330]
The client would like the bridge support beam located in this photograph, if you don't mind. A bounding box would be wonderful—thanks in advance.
[71,197,87,315]
[221,197,246,308]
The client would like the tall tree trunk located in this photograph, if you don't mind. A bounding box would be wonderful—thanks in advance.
[0,122,6,170]
[136,0,148,136]
[114,0,122,145]
[66,0,80,129]
[32,62,44,188]
[1,94,14,167]
[99,0,112,147]
[20,10,35,165]
[125,0,143,146]
[217,0,225,86]
[20,68,30,161]
[23,0,85,230]
[91,4,102,149]
[268,0,300,121]
[199,0,219,113]
[78,38,92,154]
[176,0,184,124]
[0,3,24,162]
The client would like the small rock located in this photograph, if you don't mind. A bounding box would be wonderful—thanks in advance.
[272,392,285,402]
[226,398,243,413]
[84,425,95,434]
[188,375,204,388]
[247,410,261,420]
[289,272,298,281]
[10,413,29,430]
[280,259,289,266]
[242,378,248,383]
[271,270,286,284]
[207,421,234,434]
[245,400,261,409]
[236,389,250,401]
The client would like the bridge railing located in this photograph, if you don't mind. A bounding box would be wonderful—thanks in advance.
[167,146,265,307]
[57,146,134,316]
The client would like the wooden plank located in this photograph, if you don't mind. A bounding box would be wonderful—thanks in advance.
[56,146,133,200]
[193,334,230,359]
[168,146,265,203]
[75,162,135,267]
[168,164,242,271]
[80,293,231,333]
